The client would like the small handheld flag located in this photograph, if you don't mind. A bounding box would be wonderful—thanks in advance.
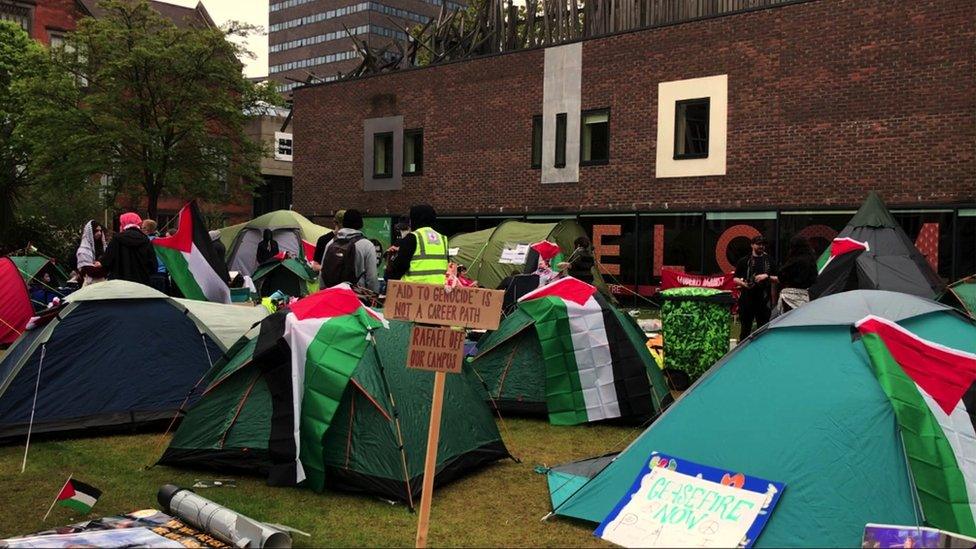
[44,476,101,520]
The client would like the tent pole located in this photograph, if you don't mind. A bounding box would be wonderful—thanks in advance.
[368,328,416,511]
[21,344,47,473]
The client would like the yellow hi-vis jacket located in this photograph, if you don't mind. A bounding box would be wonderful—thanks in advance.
[402,227,449,285]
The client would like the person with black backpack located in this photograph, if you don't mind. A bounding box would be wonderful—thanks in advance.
[320,209,378,293]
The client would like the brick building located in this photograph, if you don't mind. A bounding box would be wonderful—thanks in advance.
[269,0,466,94]
[0,0,91,45]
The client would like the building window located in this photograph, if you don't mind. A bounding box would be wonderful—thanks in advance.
[0,3,31,34]
[403,129,423,175]
[531,115,542,168]
[274,131,293,162]
[373,132,393,178]
[581,109,609,165]
[554,112,567,168]
[674,98,710,159]
[48,30,66,49]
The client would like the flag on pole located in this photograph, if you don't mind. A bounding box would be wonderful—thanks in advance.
[530,240,562,262]
[54,478,101,514]
[517,277,655,426]
[855,315,976,536]
[153,202,231,303]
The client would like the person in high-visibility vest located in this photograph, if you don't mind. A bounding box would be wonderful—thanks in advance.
[385,204,449,285]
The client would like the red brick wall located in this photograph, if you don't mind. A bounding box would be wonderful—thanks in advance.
[31,0,86,45]
[292,0,976,218]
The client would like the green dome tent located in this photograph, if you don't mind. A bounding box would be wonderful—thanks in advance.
[450,220,607,293]
[544,290,976,547]
[9,255,69,287]
[941,275,976,318]
[251,257,317,298]
[222,210,329,276]
[470,278,670,425]
[160,286,510,503]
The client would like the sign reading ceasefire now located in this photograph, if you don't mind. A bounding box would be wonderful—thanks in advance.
[385,281,504,331]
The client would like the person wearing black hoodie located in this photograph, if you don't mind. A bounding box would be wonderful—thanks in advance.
[100,212,158,286]
[385,204,448,285]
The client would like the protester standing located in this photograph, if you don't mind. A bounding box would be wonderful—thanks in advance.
[312,210,344,276]
[101,212,157,286]
[141,219,169,294]
[76,220,108,287]
[559,236,596,283]
[256,229,279,265]
[209,230,227,269]
[385,205,448,285]
[734,235,778,339]
[772,237,818,318]
[320,209,378,293]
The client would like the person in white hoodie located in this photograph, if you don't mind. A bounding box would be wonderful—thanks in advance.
[320,209,379,293]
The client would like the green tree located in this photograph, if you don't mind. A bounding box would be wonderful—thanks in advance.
[42,0,280,219]
[0,21,89,235]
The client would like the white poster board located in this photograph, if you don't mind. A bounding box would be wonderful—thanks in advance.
[598,466,767,548]
[499,243,530,265]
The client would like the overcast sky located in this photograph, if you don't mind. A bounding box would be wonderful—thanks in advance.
[167,0,269,77]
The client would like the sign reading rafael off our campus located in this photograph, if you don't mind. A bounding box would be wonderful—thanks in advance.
[289,0,976,297]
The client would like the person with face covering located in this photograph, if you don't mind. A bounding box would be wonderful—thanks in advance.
[76,220,108,286]
[256,229,279,265]
[384,204,448,285]
[100,212,158,286]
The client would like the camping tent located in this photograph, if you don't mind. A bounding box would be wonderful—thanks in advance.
[0,258,32,346]
[160,286,510,503]
[450,220,607,293]
[222,210,329,276]
[0,281,267,439]
[9,255,70,287]
[941,275,976,318]
[470,277,670,425]
[251,258,317,297]
[810,192,945,300]
[544,290,976,546]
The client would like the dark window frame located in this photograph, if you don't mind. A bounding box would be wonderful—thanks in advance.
[580,108,611,166]
[531,115,542,169]
[554,112,567,168]
[372,131,394,179]
[673,97,710,160]
[403,128,423,176]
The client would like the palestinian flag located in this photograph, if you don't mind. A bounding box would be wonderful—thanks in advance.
[856,315,976,536]
[153,202,231,303]
[254,284,386,489]
[55,478,101,514]
[518,277,654,425]
[817,237,869,272]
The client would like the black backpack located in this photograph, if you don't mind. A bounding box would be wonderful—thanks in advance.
[320,235,363,288]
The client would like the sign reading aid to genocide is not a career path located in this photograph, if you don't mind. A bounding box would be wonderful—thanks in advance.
[384,280,503,331]
[596,453,785,548]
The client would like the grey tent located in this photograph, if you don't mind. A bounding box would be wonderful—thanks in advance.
[809,192,945,300]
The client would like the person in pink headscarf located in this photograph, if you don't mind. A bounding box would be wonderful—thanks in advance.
[100,211,157,286]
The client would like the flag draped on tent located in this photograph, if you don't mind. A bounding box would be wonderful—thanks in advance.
[153,202,231,303]
[255,284,387,490]
[517,277,654,425]
[817,237,870,272]
[856,315,976,536]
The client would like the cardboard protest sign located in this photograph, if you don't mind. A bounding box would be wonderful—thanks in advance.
[385,281,503,331]
[596,453,784,548]
[407,325,465,374]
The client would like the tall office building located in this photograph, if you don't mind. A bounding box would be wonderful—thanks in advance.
[269,0,465,93]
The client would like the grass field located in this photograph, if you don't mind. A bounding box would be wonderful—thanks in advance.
[0,417,645,546]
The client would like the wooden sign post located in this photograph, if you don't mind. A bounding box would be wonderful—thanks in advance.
[386,281,503,548]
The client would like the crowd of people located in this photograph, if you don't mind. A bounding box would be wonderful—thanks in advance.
[70,213,161,289]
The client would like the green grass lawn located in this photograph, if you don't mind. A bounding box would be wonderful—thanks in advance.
[0,418,645,546]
